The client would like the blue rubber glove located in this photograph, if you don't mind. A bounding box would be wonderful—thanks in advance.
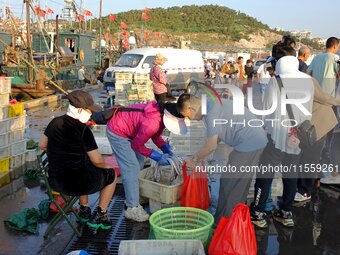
[149,150,171,166]
[160,144,173,156]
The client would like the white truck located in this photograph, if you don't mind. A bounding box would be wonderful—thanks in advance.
[103,48,205,91]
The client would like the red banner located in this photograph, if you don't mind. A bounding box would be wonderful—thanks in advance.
[46,7,54,14]
[141,12,150,20]
[76,14,85,21]
[84,9,93,16]
[120,21,128,29]
[109,14,117,21]
[145,7,152,12]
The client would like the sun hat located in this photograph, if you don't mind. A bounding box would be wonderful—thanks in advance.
[154,53,168,65]
[162,103,187,135]
[68,90,102,112]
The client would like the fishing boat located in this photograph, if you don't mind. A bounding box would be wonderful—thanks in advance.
[0,0,99,99]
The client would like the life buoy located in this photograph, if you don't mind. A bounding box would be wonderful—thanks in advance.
[79,49,85,61]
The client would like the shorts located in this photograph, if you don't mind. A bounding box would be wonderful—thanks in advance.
[260,83,267,93]
[48,164,116,197]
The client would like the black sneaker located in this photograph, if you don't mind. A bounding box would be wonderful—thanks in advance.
[87,207,112,230]
[250,208,268,228]
[78,205,91,223]
[273,209,294,228]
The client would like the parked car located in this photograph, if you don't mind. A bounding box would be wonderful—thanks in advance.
[103,48,205,91]
[252,60,267,74]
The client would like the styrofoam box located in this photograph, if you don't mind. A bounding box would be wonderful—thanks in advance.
[95,137,112,155]
[139,167,183,204]
[9,152,26,170]
[0,93,9,107]
[0,118,9,134]
[0,78,11,94]
[0,146,10,159]
[9,128,25,144]
[9,115,26,131]
[10,140,27,156]
[0,105,8,120]
[0,132,9,147]
[118,240,206,255]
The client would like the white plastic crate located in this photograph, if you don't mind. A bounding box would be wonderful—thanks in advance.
[115,83,131,90]
[26,149,38,162]
[0,118,9,134]
[9,152,26,169]
[118,240,205,255]
[0,105,8,120]
[139,167,183,204]
[95,137,112,155]
[9,128,25,143]
[9,115,26,131]
[0,78,11,94]
[10,140,27,156]
[0,93,9,107]
[0,146,10,159]
[0,132,9,147]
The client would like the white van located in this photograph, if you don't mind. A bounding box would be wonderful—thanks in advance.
[103,48,205,91]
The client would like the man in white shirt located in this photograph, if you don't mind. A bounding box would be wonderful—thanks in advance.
[257,62,272,104]
[78,65,91,85]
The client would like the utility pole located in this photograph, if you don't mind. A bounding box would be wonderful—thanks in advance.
[26,0,34,84]
[99,0,102,67]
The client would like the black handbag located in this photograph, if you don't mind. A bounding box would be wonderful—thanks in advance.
[91,106,144,124]
[276,76,317,149]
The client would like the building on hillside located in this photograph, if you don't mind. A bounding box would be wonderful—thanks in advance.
[290,30,312,40]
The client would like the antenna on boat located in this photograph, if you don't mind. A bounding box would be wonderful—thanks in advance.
[98,0,102,67]
[26,0,34,83]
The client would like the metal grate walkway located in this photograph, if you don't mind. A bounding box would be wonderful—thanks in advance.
[64,185,150,255]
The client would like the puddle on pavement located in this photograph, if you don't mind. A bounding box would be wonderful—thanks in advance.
[26,100,67,141]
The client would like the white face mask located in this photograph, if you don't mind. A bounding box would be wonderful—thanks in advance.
[78,109,92,123]
[67,104,92,123]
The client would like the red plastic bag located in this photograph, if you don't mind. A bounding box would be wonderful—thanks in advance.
[208,204,257,255]
[180,163,210,210]
[49,196,66,214]
[103,155,121,176]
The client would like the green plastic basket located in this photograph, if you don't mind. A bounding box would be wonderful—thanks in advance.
[149,207,214,247]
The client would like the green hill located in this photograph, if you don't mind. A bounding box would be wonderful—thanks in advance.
[96,5,271,42]
[90,5,321,49]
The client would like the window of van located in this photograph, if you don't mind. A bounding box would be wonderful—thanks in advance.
[115,54,143,68]
[143,56,156,67]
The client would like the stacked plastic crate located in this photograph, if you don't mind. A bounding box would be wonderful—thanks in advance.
[0,77,26,199]
[114,72,133,106]
[133,73,154,102]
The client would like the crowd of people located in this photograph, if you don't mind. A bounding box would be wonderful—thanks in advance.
[199,35,340,228]
[39,35,340,233]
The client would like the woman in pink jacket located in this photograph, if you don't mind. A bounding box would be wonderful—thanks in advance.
[150,53,172,104]
[106,101,187,222]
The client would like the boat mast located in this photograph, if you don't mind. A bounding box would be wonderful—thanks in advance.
[99,0,102,67]
[26,0,34,83]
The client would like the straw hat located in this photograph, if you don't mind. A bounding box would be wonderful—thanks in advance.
[154,53,168,65]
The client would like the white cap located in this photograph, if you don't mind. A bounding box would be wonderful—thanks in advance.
[163,109,187,135]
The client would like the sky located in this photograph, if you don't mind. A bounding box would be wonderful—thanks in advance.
[2,0,339,38]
